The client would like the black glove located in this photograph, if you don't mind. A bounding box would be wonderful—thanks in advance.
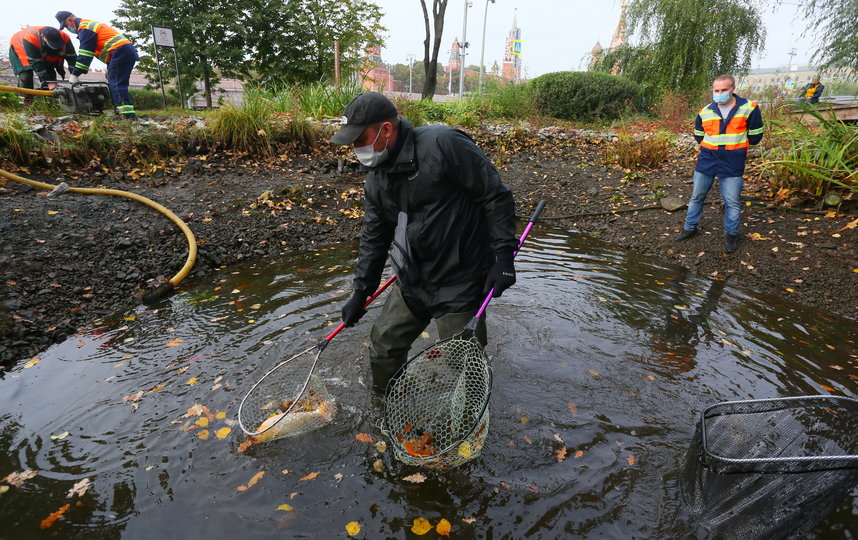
[342,291,369,327]
[483,248,516,298]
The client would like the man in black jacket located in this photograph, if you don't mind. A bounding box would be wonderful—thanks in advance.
[330,92,518,391]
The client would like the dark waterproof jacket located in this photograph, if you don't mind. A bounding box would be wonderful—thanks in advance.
[353,118,517,310]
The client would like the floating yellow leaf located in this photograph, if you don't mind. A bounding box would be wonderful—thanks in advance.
[785,288,794,293]
[215,411,227,419]
[186,377,198,385]
[195,417,209,427]
[372,459,383,472]
[374,441,387,453]
[420,331,430,338]
[436,518,452,536]
[628,454,636,465]
[23,357,41,369]
[124,316,136,321]
[236,471,264,491]
[458,441,472,458]
[299,472,318,481]
[216,427,231,439]
[345,521,361,536]
[674,305,689,310]
[277,503,293,511]
[197,429,210,440]
[820,384,836,393]
[588,370,599,376]
[50,431,69,440]
[412,517,433,535]
[250,304,262,310]
[166,338,184,348]
[645,375,655,381]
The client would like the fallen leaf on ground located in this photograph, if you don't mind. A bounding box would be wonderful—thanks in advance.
[236,471,265,491]
[403,472,426,484]
[299,472,318,481]
[67,478,91,498]
[2,469,38,487]
[277,503,293,511]
[355,433,373,442]
[23,358,41,369]
[412,517,433,535]
[436,518,452,536]
[39,503,70,529]
[345,521,361,536]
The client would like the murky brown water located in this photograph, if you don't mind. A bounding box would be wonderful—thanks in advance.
[1,228,856,539]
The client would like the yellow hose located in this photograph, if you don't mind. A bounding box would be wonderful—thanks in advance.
[0,168,197,303]
[0,84,56,97]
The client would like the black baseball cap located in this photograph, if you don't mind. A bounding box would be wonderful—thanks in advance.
[40,27,66,51]
[330,92,398,145]
[56,11,75,30]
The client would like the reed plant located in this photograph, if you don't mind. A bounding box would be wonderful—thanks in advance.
[0,114,46,164]
[609,130,673,169]
[761,107,858,195]
[207,86,277,154]
[296,81,362,119]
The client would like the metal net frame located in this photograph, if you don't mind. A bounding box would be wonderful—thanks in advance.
[683,395,858,539]
[381,335,492,470]
[238,345,337,442]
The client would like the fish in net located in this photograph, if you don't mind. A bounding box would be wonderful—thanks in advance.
[682,395,858,539]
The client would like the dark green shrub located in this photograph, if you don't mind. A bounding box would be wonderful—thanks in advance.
[129,88,180,110]
[530,71,643,122]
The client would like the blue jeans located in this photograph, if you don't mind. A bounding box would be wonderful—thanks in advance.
[683,171,743,236]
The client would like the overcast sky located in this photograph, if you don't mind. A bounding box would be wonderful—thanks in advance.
[4,1,819,77]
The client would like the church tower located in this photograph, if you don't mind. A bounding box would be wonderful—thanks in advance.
[501,10,521,83]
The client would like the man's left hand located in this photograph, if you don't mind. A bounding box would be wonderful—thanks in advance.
[483,249,516,298]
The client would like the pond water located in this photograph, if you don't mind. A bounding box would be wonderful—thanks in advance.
[1,227,856,539]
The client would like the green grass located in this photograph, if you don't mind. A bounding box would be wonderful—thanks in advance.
[761,106,858,195]
[0,114,46,163]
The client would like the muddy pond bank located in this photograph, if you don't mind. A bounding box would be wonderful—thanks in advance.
[1,129,856,367]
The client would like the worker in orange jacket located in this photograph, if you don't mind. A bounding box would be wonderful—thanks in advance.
[56,11,139,119]
[8,26,75,105]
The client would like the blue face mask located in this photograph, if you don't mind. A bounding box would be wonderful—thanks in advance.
[713,92,731,105]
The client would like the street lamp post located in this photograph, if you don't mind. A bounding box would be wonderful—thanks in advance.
[407,54,415,95]
[479,0,495,92]
[458,0,472,97]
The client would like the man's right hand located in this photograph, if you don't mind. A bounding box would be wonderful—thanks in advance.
[342,291,369,327]
[69,75,79,84]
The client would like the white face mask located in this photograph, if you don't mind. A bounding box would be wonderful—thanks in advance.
[354,126,389,167]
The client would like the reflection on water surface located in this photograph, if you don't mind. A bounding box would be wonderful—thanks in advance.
[1,229,855,538]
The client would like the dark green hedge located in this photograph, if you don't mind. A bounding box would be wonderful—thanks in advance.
[129,88,181,110]
[530,71,643,121]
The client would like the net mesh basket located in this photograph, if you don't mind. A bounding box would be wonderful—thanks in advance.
[239,345,337,442]
[381,337,492,470]
[682,395,858,539]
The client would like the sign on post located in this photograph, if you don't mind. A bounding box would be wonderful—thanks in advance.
[513,40,522,56]
[151,25,184,109]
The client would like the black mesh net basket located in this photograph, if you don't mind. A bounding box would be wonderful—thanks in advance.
[682,395,858,539]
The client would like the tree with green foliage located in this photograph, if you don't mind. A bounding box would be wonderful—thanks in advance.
[802,0,858,73]
[593,0,765,101]
[114,0,245,108]
[242,0,385,85]
[419,0,451,100]
[114,0,384,108]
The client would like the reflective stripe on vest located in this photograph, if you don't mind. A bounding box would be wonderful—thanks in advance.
[78,20,131,63]
[699,101,756,151]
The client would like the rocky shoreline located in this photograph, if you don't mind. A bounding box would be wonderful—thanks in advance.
[1,124,856,368]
